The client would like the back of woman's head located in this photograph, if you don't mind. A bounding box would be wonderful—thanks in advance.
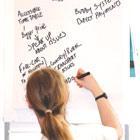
[26,68,73,140]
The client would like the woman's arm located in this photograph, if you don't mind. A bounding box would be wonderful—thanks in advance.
[74,68,123,140]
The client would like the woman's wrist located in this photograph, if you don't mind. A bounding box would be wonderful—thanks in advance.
[90,86,104,97]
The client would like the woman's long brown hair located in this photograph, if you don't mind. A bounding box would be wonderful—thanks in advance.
[26,68,73,140]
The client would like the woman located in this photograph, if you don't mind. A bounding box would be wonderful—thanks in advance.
[26,67,123,140]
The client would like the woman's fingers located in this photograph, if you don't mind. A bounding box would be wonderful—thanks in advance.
[74,76,83,88]
[76,68,85,77]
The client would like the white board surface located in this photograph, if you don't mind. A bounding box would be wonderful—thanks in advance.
[5,0,124,123]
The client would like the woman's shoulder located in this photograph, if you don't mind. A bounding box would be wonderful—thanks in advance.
[69,123,118,140]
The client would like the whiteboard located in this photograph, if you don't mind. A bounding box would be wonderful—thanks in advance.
[0,0,4,120]
[5,0,124,123]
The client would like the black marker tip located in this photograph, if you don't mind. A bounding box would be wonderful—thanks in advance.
[77,72,90,79]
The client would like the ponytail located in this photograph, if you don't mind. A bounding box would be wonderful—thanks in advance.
[42,113,73,140]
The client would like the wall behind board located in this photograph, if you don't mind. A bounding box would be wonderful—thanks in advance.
[4,0,125,124]
[123,0,140,125]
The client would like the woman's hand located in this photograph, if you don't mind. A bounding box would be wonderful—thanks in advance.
[74,68,103,97]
